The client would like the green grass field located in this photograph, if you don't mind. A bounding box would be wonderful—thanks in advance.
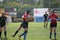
[0,22,60,40]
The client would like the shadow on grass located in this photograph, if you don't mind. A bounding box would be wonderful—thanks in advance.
[0,38,8,40]
[52,39,57,40]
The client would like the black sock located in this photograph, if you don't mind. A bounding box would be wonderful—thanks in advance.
[20,30,28,37]
[50,32,52,39]
[24,30,28,33]
[54,32,56,40]
[0,32,2,37]
[4,31,6,38]
[13,30,18,36]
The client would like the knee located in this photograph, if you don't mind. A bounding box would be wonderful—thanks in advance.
[54,30,56,32]
[24,30,28,33]
[4,26,6,31]
[0,28,2,32]
[4,28,6,31]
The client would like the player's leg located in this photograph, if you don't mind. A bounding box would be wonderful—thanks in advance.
[12,23,24,37]
[20,28,28,36]
[0,27,2,38]
[44,21,45,28]
[53,23,57,40]
[53,27,56,40]
[44,20,48,28]
[19,22,28,40]
[3,25,7,38]
[46,21,48,29]
[12,26,22,37]
[19,28,28,40]
[24,28,28,40]
[50,23,53,39]
[50,28,53,39]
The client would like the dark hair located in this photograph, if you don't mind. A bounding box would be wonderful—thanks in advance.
[26,10,30,15]
[2,13,5,14]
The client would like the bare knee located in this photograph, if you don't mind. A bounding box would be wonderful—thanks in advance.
[24,28,28,33]
[54,27,56,32]
[4,26,6,31]
[0,27,2,32]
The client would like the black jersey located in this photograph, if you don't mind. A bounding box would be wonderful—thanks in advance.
[0,16,7,27]
[44,14,48,19]
[43,14,48,20]
[0,17,1,25]
[1,16,7,23]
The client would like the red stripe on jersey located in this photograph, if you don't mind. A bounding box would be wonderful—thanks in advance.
[22,13,28,21]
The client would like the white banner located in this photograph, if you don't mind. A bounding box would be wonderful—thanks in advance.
[33,8,49,17]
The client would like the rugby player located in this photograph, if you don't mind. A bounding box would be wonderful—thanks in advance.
[49,10,58,40]
[12,10,33,40]
[43,12,48,29]
[0,13,7,38]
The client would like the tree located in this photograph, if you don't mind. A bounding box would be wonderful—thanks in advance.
[44,0,60,8]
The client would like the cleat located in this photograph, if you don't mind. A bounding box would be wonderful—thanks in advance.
[49,37,51,39]
[11,35,15,37]
[54,37,56,40]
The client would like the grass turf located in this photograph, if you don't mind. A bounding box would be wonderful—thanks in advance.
[0,22,60,40]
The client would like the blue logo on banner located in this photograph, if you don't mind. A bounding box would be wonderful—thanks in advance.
[34,16,50,22]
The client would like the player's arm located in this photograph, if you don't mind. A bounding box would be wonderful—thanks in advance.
[5,17,8,25]
[22,15,24,21]
[56,14,58,19]
[55,14,58,21]
[48,14,51,20]
[47,14,49,20]
[22,15,28,22]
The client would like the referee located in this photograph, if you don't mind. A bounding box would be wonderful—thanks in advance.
[43,12,48,29]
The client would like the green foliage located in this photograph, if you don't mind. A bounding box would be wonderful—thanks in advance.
[44,0,60,8]
[5,1,20,8]
[0,0,60,16]
[0,0,41,16]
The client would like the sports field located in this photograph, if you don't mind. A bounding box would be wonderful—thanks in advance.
[0,22,60,40]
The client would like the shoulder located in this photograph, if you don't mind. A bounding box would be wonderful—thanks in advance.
[54,13,58,17]
[55,13,57,15]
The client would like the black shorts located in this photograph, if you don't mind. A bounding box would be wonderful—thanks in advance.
[50,23,57,28]
[0,23,6,27]
[21,22,28,28]
[44,19,48,22]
